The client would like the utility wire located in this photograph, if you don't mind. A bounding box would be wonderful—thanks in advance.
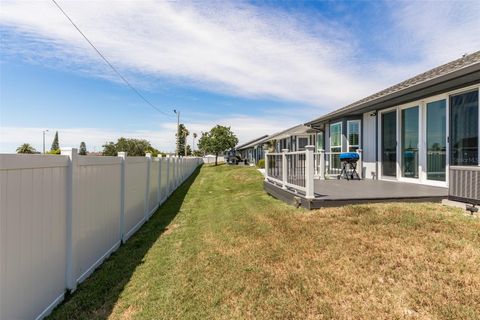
[51,0,173,117]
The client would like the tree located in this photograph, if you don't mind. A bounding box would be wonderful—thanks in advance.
[198,125,238,165]
[79,142,87,155]
[192,132,198,152]
[50,131,59,152]
[176,124,190,156]
[16,143,36,154]
[102,137,162,157]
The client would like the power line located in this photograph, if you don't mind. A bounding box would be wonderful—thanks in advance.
[51,0,173,117]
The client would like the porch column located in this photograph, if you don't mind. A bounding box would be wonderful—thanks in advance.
[357,149,363,179]
[264,150,269,182]
[305,145,315,199]
[282,149,289,189]
[319,149,325,180]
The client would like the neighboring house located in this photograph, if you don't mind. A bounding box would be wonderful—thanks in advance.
[262,124,319,153]
[305,51,480,188]
[236,135,269,165]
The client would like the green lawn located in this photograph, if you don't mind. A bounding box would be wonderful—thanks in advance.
[49,165,480,320]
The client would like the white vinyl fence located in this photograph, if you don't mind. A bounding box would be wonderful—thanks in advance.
[0,149,202,320]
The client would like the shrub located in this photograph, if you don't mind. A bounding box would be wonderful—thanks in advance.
[257,159,265,169]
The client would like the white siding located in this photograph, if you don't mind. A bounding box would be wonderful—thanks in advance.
[363,112,377,179]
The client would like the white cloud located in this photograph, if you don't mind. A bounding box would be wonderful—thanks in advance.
[393,1,480,65]
[1,0,479,155]
[0,0,380,107]
[2,1,478,108]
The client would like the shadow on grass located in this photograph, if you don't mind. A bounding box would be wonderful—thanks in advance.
[47,166,202,320]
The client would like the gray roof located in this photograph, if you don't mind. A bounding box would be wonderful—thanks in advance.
[306,51,480,125]
[260,124,316,143]
[236,135,269,150]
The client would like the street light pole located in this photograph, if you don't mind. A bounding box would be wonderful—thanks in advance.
[174,109,180,157]
[42,129,49,154]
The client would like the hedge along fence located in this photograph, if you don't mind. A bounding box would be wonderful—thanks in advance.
[0,149,202,320]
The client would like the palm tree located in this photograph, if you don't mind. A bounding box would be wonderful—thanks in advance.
[16,143,37,154]
[193,132,198,153]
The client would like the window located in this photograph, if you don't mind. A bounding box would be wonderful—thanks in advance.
[316,132,324,151]
[450,90,478,166]
[401,106,419,178]
[330,122,342,152]
[426,100,446,181]
[347,120,361,152]
[330,122,342,169]
[297,137,309,150]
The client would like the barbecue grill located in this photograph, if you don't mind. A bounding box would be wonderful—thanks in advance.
[338,152,360,180]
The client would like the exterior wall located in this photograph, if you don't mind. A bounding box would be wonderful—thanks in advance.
[363,111,377,179]
[0,153,201,320]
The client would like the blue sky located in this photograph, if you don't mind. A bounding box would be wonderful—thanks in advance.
[1,0,479,153]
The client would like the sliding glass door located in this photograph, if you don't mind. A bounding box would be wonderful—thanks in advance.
[450,90,479,166]
[381,111,397,178]
[426,100,447,181]
[401,106,419,179]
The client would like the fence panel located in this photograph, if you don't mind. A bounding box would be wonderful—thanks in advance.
[160,158,168,202]
[124,157,148,240]
[0,154,68,320]
[73,156,122,284]
[148,158,160,215]
[169,158,175,193]
[0,153,201,320]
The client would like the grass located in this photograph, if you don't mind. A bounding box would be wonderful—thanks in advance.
[49,165,480,320]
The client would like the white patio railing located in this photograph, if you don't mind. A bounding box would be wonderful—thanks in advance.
[265,146,315,199]
[265,147,363,198]
[314,149,363,179]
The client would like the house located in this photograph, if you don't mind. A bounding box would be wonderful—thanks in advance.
[305,51,480,188]
[263,51,479,208]
[236,135,268,165]
[262,124,319,153]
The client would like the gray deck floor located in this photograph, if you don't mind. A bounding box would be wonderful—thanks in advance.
[314,179,448,200]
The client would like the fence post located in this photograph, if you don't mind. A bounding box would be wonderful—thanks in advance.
[145,153,151,219]
[282,149,289,189]
[61,147,78,292]
[357,149,363,179]
[118,152,127,243]
[157,155,162,204]
[319,149,325,180]
[305,145,315,199]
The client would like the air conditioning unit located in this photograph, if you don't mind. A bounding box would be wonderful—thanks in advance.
[449,166,480,205]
